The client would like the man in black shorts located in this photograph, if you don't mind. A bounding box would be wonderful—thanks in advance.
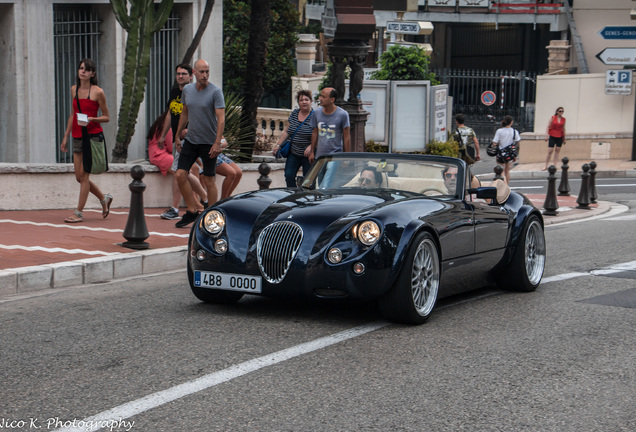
[173,59,225,228]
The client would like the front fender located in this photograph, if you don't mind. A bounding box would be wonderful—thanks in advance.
[389,219,440,282]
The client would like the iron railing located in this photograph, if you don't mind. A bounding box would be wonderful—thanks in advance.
[435,68,537,145]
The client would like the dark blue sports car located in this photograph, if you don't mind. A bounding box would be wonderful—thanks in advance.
[187,153,546,324]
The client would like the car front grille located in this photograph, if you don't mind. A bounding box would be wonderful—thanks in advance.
[257,221,303,284]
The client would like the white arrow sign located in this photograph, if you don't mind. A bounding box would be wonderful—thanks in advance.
[596,48,636,65]
[385,21,434,35]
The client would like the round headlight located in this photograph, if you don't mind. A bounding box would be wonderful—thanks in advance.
[214,239,228,254]
[356,221,381,246]
[328,248,343,264]
[203,210,225,234]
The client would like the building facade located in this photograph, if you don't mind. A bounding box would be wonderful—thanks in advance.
[0,0,223,164]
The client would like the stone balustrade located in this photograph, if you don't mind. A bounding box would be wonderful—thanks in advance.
[255,107,292,154]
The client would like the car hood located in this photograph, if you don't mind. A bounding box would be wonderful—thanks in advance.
[215,188,445,234]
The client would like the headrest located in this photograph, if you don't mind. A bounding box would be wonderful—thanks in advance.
[487,179,511,204]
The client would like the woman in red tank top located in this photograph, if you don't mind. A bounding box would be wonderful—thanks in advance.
[60,59,112,223]
[543,106,566,171]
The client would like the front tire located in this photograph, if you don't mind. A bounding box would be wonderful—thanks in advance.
[380,232,440,325]
[187,260,244,304]
[499,215,545,292]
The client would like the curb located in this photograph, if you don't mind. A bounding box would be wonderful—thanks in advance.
[0,246,187,298]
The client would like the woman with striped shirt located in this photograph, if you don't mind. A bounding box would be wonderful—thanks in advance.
[273,90,314,187]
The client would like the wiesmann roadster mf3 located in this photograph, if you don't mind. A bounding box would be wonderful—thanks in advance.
[187,153,546,324]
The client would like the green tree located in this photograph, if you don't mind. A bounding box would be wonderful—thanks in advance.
[370,45,439,84]
[110,0,173,163]
[223,0,299,96]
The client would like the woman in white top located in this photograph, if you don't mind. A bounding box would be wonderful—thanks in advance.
[492,115,520,184]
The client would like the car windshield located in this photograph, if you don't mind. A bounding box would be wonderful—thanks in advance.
[302,154,465,198]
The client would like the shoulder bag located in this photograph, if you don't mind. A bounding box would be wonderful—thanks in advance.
[76,87,108,174]
[276,110,313,159]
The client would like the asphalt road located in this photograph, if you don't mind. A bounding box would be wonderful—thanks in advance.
[1,201,635,432]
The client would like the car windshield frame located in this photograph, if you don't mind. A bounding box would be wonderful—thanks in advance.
[301,153,468,199]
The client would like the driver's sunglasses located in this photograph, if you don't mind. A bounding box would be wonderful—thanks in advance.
[444,173,457,179]
[358,177,374,185]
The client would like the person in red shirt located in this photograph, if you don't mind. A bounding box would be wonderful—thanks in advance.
[543,106,566,171]
[60,58,112,223]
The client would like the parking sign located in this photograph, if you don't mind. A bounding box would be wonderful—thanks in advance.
[605,70,632,95]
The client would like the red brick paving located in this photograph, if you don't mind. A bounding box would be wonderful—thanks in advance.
[0,208,190,270]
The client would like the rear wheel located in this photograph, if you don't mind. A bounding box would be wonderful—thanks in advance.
[187,261,244,304]
[499,215,545,292]
[380,232,440,325]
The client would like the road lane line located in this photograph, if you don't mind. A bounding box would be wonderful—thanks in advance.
[53,322,389,432]
[52,259,636,431]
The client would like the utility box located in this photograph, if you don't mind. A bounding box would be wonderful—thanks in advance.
[591,141,611,160]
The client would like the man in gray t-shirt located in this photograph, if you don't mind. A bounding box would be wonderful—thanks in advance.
[173,59,226,228]
[307,87,350,163]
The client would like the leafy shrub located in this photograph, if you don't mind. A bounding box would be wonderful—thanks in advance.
[421,139,459,157]
[370,45,439,84]
[366,140,389,153]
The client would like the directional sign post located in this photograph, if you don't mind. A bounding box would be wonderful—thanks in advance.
[599,26,636,40]
[596,48,636,65]
[385,21,434,36]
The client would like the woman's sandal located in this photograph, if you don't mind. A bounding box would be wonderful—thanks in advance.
[65,210,83,223]
[101,194,113,218]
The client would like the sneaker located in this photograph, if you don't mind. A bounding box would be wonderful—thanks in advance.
[175,210,199,228]
[200,199,209,209]
[161,207,180,220]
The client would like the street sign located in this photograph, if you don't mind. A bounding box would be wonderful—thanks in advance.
[606,70,633,95]
[481,91,496,106]
[385,21,434,35]
[596,48,636,65]
[599,26,636,40]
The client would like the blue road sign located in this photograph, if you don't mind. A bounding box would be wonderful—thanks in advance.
[599,26,636,40]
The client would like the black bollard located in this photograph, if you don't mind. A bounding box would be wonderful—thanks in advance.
[257,161,272,190]
[589,161,598,203]
[558,156,570,196]
[122,165,150,250]
[576,163,591,210]
[493,165,504,181]
[543,165,559,216]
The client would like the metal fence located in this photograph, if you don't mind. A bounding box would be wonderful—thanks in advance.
[435,69,537,146]
[146,14,181,136]
[53,6,101,163]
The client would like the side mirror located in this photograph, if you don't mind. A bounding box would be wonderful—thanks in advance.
[467,186,498,200]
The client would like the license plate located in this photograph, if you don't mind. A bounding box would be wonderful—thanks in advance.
[194,270,262,293]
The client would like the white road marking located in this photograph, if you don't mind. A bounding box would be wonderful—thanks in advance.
[0,244,122,256]
[511,186,543,190]
[53,322,389,432]
[548,203,629,226]
[51,258,636,431]
[0,219,188,238]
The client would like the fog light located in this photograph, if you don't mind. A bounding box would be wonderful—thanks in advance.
[328,248,342,264]
[214,238,228,254]
[353,262,365,275]
[196,249,206,261]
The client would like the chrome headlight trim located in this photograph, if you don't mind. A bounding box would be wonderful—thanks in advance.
[203,210,225,235]
[354,220,381,246]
